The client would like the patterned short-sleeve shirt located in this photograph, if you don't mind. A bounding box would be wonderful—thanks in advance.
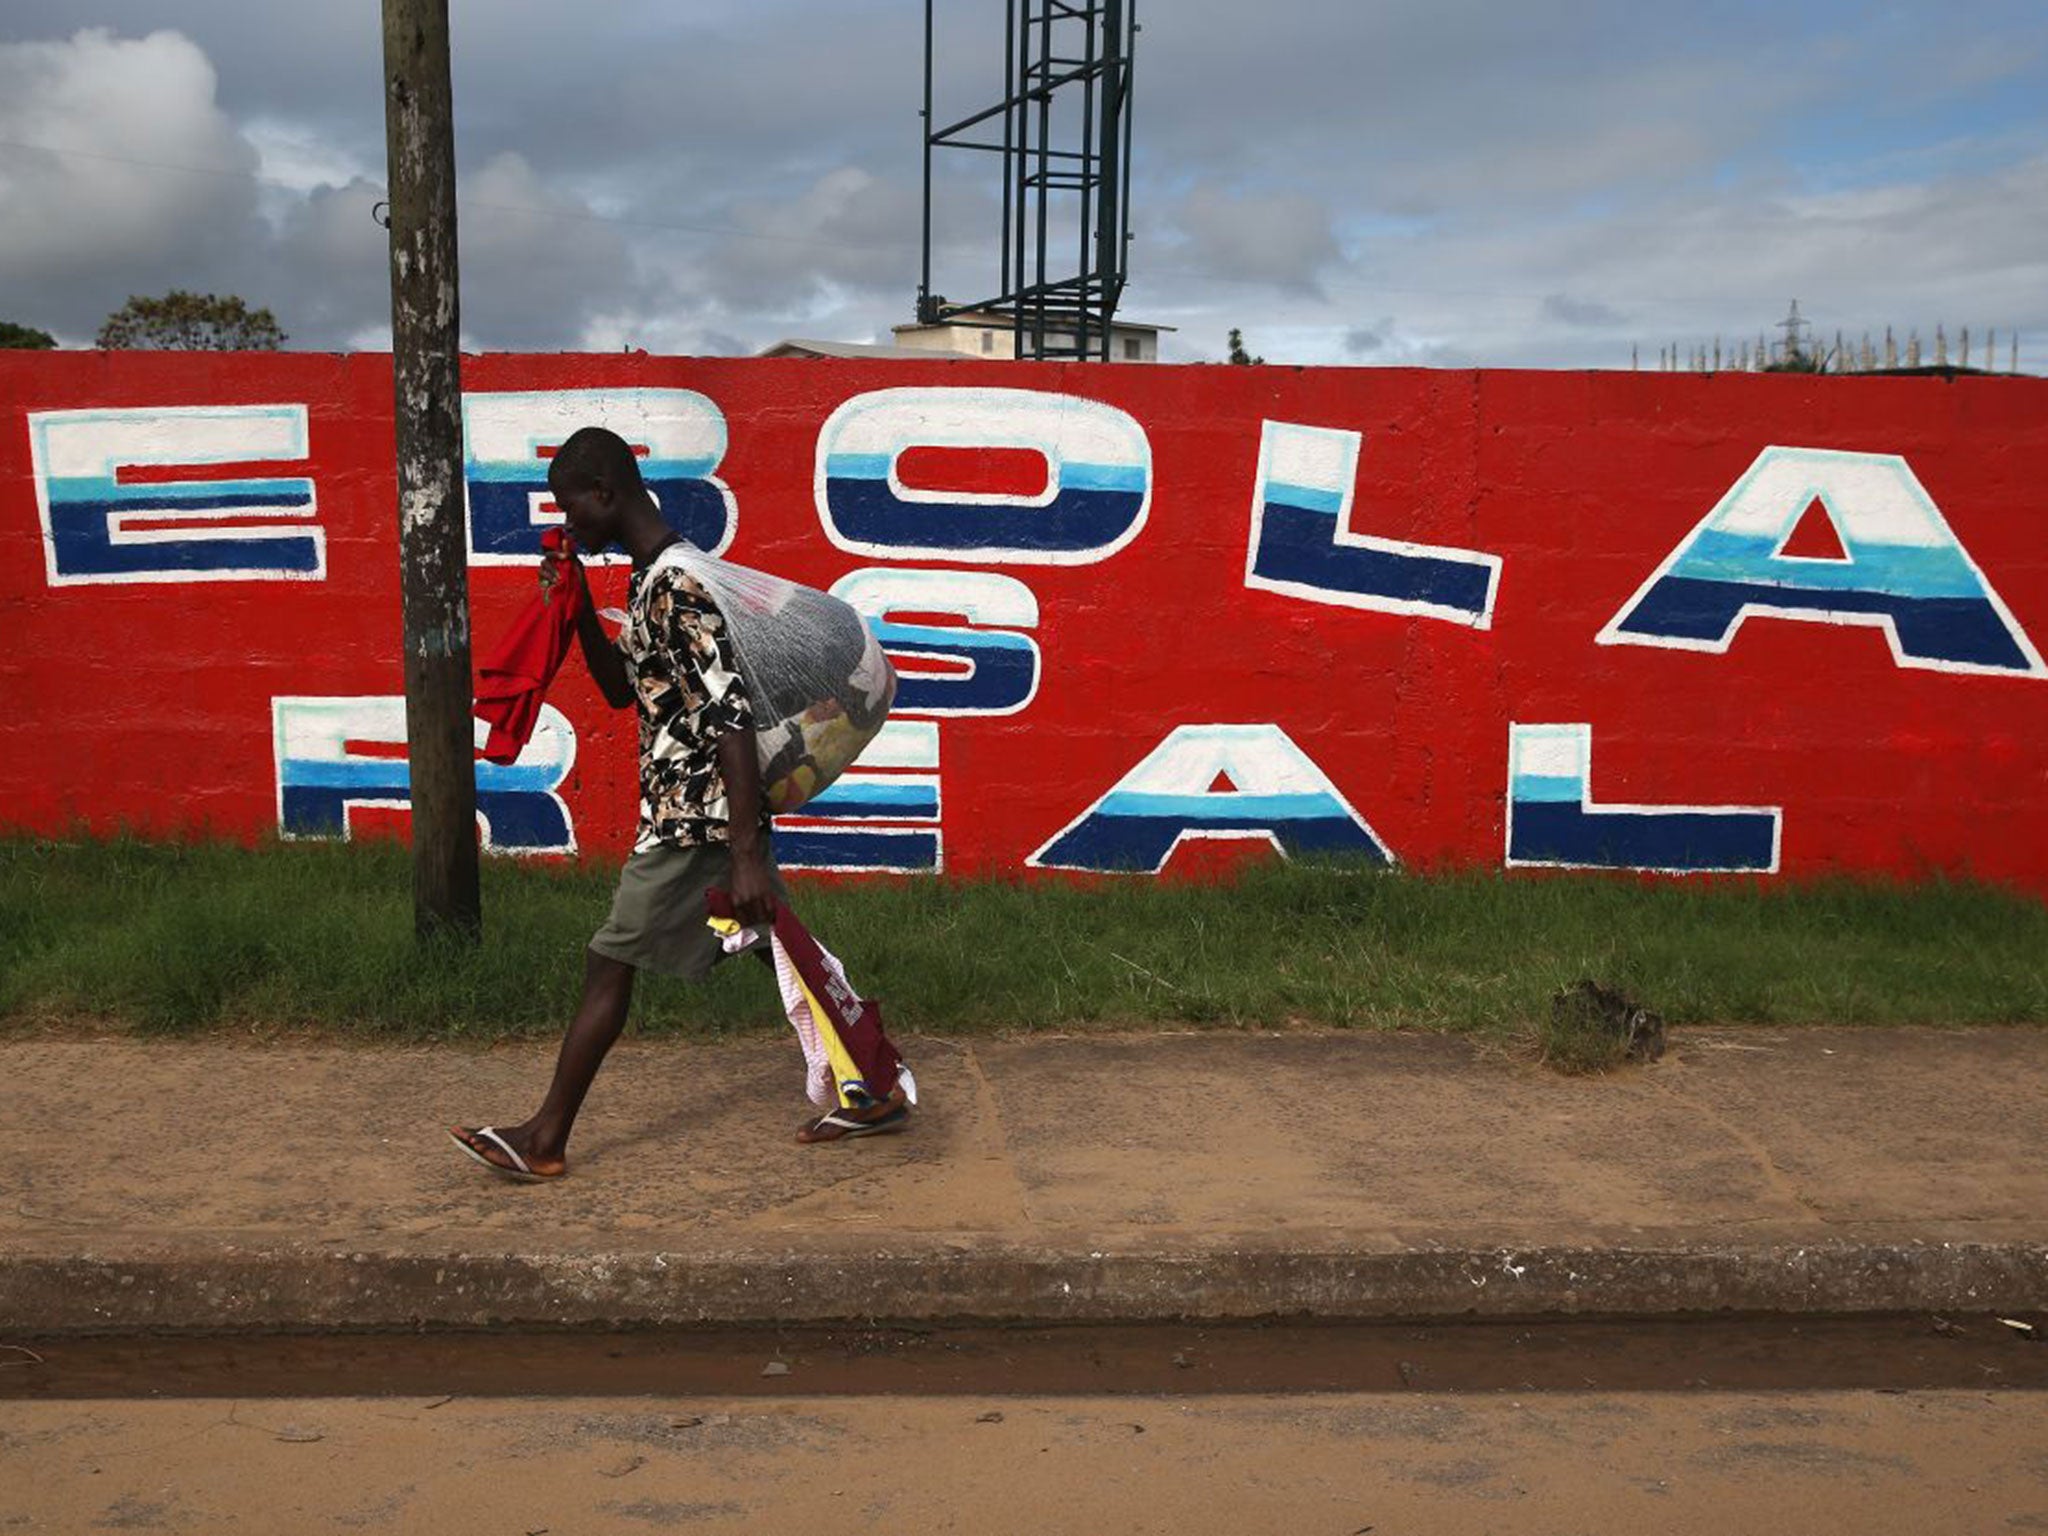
[619,555,765,851]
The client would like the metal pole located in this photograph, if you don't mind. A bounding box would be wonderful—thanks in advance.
[919,0,934,320]
[1012,0,1030,358]
[1119,0,1135,305]
[1093,0,1125,360]
[1001,0,1015,308]
[381,0,480,941]
[1079,3,1097,359]
[1033,0,1053,358]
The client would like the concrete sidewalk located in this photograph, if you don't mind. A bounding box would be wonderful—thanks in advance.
[3,1027,2044,1333]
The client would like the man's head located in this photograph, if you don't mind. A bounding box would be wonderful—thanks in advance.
[546,425,648,553]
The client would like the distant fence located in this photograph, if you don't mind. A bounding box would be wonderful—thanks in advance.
[1654,322,2023,374]
[4,352,2045,891]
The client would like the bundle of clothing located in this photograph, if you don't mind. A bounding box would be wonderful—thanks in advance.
[644,540,896,814]
[704,889,916,1113]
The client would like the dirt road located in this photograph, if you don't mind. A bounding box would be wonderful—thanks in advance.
[7,1318,2047,1533]
[8,1387,2047,1533]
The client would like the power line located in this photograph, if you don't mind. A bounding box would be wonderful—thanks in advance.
[0,136,1707,308]
[0,135,924,257]
[9,137,2034,325]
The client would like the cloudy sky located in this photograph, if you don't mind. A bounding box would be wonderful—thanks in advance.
[3,1,2044,366]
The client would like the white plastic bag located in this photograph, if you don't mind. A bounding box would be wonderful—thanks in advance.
[649,544,896,814]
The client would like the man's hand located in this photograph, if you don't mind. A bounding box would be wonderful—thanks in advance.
[729,845,777,929]
[539,543,582,604]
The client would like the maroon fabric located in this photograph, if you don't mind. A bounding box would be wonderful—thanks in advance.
[474,527,583,766]
[705,888,904,1103]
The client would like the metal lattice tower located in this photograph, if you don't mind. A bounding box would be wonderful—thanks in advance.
[1776,299,1812,364]
[920,0,1136,361]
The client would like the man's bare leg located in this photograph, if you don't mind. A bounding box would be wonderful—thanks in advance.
[452,947,636,1177]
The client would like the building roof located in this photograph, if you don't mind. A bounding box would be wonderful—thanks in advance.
[757,338,965,361]
[893,311,1176,335]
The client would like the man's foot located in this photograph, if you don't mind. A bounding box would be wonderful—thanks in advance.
[448,1125,566,1181]
[796,1095,911,1145]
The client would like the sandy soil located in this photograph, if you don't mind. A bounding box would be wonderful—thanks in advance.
[10,1028,2048,1261]
[6,1387,2046,1533]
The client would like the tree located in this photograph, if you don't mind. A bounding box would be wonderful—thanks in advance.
[1226,327,1265,366]
[0,321,56,349]
[96,291,287,351]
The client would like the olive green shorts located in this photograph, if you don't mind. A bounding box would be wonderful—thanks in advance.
[588,842,790,981]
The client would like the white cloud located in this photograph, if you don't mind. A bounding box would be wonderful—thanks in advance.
[0,28,261,336]
[243,117,369,195]
[272,177,388,343]
[0,28,665,349]
[694,166,922,314]
[1206,149,2048,369]
[4,6,2044,366]
[455,151,644,348]
[1162,185,1342,297]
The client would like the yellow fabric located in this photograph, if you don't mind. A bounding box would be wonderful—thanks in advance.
[792,968,866,1107]
[706,911,864,1108]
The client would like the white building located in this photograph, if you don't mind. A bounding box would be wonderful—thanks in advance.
[890,308,1170,362]
[759,311,1170,364]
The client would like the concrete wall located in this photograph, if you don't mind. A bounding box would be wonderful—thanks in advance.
[4,352,2044,890]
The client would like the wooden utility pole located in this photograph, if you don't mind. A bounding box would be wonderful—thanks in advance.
[381,0,480,940]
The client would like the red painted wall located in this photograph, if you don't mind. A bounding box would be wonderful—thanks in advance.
[3,352,2043,890]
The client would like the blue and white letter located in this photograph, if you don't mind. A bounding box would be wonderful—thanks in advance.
[1599,446,2044,677]
[1030,723,1393,874]
[774,720,943,873]
[1246,420,1500,627]
[831,568,1041,716]
[274,696,577,854]
[32,406,322,585]
[1506,723,1780,874]
[816,387,1151,563]
[463,389,735,564]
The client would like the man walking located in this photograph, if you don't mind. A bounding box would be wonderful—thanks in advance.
[451,426,909,1181]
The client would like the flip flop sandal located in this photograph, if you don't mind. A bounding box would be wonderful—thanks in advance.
[449,1125,562,1182]
[796,1104,911,1144]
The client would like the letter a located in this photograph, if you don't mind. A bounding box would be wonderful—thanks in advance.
[1600,446,2044,677]
[1029,724,1393,874]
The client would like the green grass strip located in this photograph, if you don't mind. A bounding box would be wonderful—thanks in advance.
[1,835,2043,1040]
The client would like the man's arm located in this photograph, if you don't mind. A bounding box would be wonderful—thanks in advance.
[666,574,769,921]
[716,729,775,927]
[545,552,632,708]
[574,598,633,708]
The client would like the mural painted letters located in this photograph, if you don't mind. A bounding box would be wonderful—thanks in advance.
[6,354,2044,894]
[1246,420,1500,627]
[815,386,1151,563]
[274,696,577,854]
[775,720,943,872]
[831,568,1042,716]
[31,405,322,585]
[1030,724,1393,874]
[1505,723,1780,874]
[463,388,735,564]
[1600,446,2045,677]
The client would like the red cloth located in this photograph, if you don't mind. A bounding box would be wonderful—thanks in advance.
[474,527,584,766]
